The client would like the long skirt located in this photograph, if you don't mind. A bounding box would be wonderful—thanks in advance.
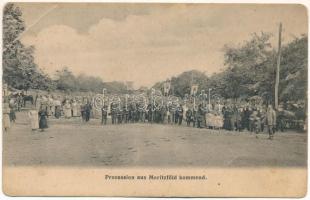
[224,117,232,130]
[64,108,72,118]
[214,115,224,128]
[46,106,52,116]
[51,106,55,115]
[3,114,10,129]
[39,116,48,129]
[29,110,39,129]
[55,106,61,118]
[10,110,16,122]
[206,113,214,127]
[72,107,79,117]
[85,111,91,122]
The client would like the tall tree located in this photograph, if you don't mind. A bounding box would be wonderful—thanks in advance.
[279,35,307,102]
[54,67,78,92]
[222,32,274,101]
[153,32,307,108]
[3,3,52,91]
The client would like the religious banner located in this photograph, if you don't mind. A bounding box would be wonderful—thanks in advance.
[190,84,198,96]
[163,80,171,95]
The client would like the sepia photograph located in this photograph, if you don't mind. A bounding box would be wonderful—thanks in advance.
[1,1,308,197]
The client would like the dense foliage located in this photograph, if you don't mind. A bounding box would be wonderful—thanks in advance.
[54,67,127,94]
[154,33,307,106]
[3,3,54,91]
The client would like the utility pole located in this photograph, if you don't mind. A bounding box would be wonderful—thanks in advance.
[275,23,282,110]
[208,88,212,106]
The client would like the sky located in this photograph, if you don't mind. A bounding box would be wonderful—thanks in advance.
[17,3,308,88]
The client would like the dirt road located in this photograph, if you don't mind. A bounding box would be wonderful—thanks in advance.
[3,111,307,167]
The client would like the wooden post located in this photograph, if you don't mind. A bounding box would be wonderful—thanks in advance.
[275,23,282,110]
[125,94,128,110]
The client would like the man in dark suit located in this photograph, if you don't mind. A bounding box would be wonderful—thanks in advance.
[101,105,108,125]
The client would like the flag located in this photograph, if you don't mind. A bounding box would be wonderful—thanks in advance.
[163,80,171,95]
[190,84,198,96]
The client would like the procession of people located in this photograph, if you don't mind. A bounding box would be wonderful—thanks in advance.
[2,89,290,140]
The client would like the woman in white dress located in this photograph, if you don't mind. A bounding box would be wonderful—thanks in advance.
[28,109,39,131]
[64,100,72,118]
[71,99,78,117]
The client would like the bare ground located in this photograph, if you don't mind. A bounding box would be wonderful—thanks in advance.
[3,111,307,167]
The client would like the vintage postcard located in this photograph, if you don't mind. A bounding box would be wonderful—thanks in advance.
[1,1,308,197]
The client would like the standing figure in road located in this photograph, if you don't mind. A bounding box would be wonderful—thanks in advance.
[111,102,117,124]
[3,99,11,132]
[101,105,108,125]
[196,104,205,128]
[192,107,197,128]
[71,99,79,117]
[17,93,23,111]
[117,107,123,124]
[266,105,277,140]
[243,106,251,131]
[174,105,179,124]
[223,106,233,130]
[170,105,176,125]
[9,98,16,123]
[123,105,129,123]
[134,104,139,122]
[249,108,256,132]
[160,105,167,123]
[186,108,193,126]
[63,100,72,119]
[234,106,242,132]
[80,103,86,122]
[147,103,152,123]
[166,106,171,124]
[38,106,48,132]
[54,97,62,119]
[84,101,92,122]
[47,95,54,116]
[251,111,261,138]
[177,105,184,125]
[139,104,146,122]
[28,109,39,131]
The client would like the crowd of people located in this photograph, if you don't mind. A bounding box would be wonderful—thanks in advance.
[2,91,285,140]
